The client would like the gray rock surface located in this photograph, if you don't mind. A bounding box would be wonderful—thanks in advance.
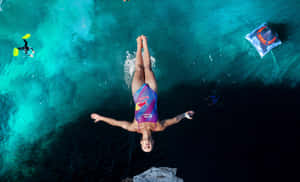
[133,167,183,182]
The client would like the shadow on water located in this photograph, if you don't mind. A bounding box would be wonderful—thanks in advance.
[269,23,289,42]
[2,81,300,182]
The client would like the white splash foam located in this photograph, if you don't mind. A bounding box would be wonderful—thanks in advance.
[124,51,156,88]
[209,54,213,62]
[0,0,3,12]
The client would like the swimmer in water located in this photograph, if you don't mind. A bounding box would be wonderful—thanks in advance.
[207,95,220,106]
[17,39,35,58]
[91,35,195,152]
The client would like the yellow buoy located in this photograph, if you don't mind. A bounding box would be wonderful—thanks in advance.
[13,48,19,56]
[22,33,31,39]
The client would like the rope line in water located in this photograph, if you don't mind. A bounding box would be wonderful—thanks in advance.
[271,50,280,82]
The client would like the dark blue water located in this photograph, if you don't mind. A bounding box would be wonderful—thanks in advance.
[1,0,300,181]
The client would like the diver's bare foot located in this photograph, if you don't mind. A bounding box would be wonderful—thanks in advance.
[91,113,103,123]
[141,35,148,48]
[136,36,143,48]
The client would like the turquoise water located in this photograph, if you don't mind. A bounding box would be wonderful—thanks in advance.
[0,0,300,180]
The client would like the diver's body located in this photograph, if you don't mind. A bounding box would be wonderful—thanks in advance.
[91,35,195,152]
[18,39,35,57]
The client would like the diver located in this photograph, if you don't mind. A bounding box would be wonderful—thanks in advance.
[91,35,195,152]
[204,88,223,106]
[206,95,220,106]
[17,39,35,58]
[13,37,35,58]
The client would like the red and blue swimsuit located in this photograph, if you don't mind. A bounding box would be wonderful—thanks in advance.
[133,84,158,125]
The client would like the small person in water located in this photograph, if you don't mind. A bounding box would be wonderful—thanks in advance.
[91,35,195,152]
[17,39,35,58]
[207,95,220,106]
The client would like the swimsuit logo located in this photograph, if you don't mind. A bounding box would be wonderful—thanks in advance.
[143,114,152,118]
[138,96,149,102]
[135,104,141,111]
[136,101,146,111]
[136,96,149,111]
[138,101,146,107]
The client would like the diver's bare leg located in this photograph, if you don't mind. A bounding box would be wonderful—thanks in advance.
[131,36,145,95]
[141,35,157,92]
[23,39,28,47]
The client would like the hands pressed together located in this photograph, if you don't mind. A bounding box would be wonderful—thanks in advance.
[90,113,103,123]
[184,110,195,120]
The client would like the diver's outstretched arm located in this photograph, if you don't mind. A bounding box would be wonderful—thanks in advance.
[90,113,136,132]
[156,111,195,131]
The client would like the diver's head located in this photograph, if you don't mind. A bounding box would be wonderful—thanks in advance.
[140,131,154,152]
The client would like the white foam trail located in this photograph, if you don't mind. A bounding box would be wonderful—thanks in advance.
[209,54,213,62]
[271,50,280,83]
[124,51,156,88]
[0,0,5,12]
